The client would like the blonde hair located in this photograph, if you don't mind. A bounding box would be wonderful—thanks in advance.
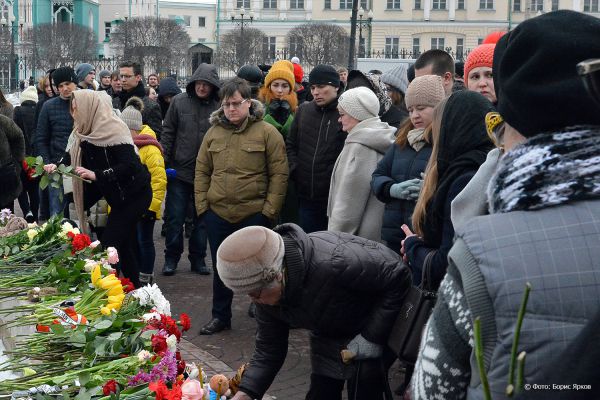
[411,97,448,237]
[394,115,432,149]
[258,85,298,113]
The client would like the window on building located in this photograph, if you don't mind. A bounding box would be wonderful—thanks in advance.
[288,36,303,59]
[385,37,400,59]
[584,0,599,11]
[530,0,543,11]
[513,0,521,11]
[431,37,445,50]
[478,38,484,45]
[340,0,352,9]
[457,0,465,9]
[289,0,304,8]
[324,0,331,9]
[387,0,401,9]
[415,0,421,9]
[479,0,493,9]
[183,15,191,26]
[456,38,464,59]
[264,0,277,8]
[198,16,206,27]
[432,0,446,9]
[551,0,559,10]
[198,38,206,42]
[105,21,111,39]
[361,0,369,8]
[263,36,276,59]
[237,0,250,8]
[412,37,420,57]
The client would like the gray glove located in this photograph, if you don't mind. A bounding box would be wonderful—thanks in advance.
[389,178,423,200]
[346,334,383,360]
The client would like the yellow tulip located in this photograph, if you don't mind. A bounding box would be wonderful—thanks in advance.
[91,265,101,287]
[100,306,112,315]
[98,276,120,290]
[107,284,124,297]
[107,294,125,305]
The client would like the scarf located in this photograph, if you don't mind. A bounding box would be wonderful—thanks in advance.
[407,128,427,152]
[488,126,600,214]
[133,134,163,154]
[69,90,134,234]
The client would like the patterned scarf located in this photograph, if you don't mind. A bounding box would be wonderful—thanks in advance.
[488,126,600,213]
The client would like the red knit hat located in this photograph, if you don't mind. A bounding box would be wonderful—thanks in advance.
[482,31,506,45]
[464,43,495,86]
[293,63,304,84]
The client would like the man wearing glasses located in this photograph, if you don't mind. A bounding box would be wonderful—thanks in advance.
[194,77,288,335]
[114,61,163,139]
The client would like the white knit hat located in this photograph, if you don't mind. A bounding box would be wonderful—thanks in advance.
[20,86,39,104]
[405,75,446,109]
[381,64,409,94]
[217,226,285,294]
[337,86,380,121]
[291,56,300,64]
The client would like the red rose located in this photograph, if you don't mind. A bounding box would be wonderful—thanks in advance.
[119,277,134,293]
[71,233,92,254]
[102,379,118,395]
[163,317,181,341]
[66,231,76,240]
[151,334,168,354]
[179,313,191,332]
[149,380,169,400]
[175,351,181,361]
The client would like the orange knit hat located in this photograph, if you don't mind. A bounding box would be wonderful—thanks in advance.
[264,60,295,89]
[464,43,496,86]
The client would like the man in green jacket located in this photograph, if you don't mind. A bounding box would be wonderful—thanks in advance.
[194,77,288,335]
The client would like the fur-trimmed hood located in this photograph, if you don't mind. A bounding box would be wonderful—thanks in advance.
[209,99,265,128]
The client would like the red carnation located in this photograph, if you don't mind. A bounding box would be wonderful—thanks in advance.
[102,379,118,395]
[149,380,169,400]
[119,277,134,293]
[66,231,76,240]
[167,382,182,400]
[151,334,168,355]
[71,233,91,254]
[179,313,191,332]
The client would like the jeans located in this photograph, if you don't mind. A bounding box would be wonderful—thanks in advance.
[204,209,271,323]
[298,198,328,233]
[48,185,65,218]
[38,188,49,221]
[163,179,207,265]
[17,173,39,220]
[137,218,156,275]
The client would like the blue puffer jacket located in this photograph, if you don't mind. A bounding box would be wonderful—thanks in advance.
[371,142,432,249]
[35,96,73,164]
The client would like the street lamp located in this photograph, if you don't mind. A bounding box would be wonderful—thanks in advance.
[230,7,254,65]
[1,13,19,92]
[350,7,373,59]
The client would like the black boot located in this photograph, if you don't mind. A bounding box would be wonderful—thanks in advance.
[191,258,211,275]
[162,259,177,276]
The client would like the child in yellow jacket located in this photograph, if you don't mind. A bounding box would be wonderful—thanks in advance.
[121,97,167,285]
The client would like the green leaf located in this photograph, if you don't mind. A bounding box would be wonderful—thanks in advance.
[93,319,113,330]
[107,331,123,341]
[58,164,66,173]
[40,174,49,189]
[50,323,66,334]
[70,331,87,347]
[78,371,90,386]
[11,245,19,254]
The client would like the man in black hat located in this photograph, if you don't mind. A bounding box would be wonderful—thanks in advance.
[35,66,77,218]
[286,64,345,233]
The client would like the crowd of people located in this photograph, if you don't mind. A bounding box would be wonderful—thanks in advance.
[0,8,599,400]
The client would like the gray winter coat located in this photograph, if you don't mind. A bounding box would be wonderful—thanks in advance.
[160,64,220,184]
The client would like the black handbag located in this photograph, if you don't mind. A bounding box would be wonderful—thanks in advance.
[387,251,438,365]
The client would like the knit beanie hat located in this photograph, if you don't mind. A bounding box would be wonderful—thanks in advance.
[464,44,495,86]
[293,63,304,84]
[381,64,409,94]
[75,63,95,84]
[291,56,300,64]
[20,86,38,104]
[338,87,380,121]
[493,10,600,138]
[264,60,296,90]
[98,70,111,80]
[405,75,446,109]
[52,67,77,86]
[216,226,285,294]
[120,97,144,131]
[237,65,264,85]
[309,64,340,88]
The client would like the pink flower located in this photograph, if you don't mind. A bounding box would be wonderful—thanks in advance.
[90,240,101,249]
[107,247,119,264]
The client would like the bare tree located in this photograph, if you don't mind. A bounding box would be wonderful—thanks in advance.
[216,27,266,73]
[286,23,349,68]
[21,23,97,71]
[109,17,190,75]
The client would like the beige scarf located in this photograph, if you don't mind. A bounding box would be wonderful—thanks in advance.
[69,90,134,234]
[407,128,427,152]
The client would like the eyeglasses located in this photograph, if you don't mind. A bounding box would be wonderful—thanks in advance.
[222,99,248,109]
[119,74,134,80]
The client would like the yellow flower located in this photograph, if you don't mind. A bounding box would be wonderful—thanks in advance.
[107,294,125,306]
[27,229,38,242]
[107,284,124,297]
[98,275,120,290]
[100,306,112,315]
[91,265,101,287]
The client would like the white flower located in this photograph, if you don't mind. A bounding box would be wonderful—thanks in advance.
[72,227,80,235]
[27,229,38,242]
[166,334,177,352]
[137,350,152,362]
[132,284,171,316]
[90,240,101,249]
[106,247,119,264]
[27,222,38,229]
[83,259,98,272]
[142,312,161,322]
[61,222,74,233]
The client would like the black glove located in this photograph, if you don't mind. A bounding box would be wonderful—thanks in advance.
[269,100,291,126]
[141,210,157,220]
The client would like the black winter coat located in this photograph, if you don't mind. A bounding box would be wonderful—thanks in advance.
[238,223,411,399]
[113,82,163,139]
[286,100,345,201]
[13,101,37,155]
[35,96,73,164]
[80,141,150,208]
[371,143,432,249]
[160,64,220,185]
